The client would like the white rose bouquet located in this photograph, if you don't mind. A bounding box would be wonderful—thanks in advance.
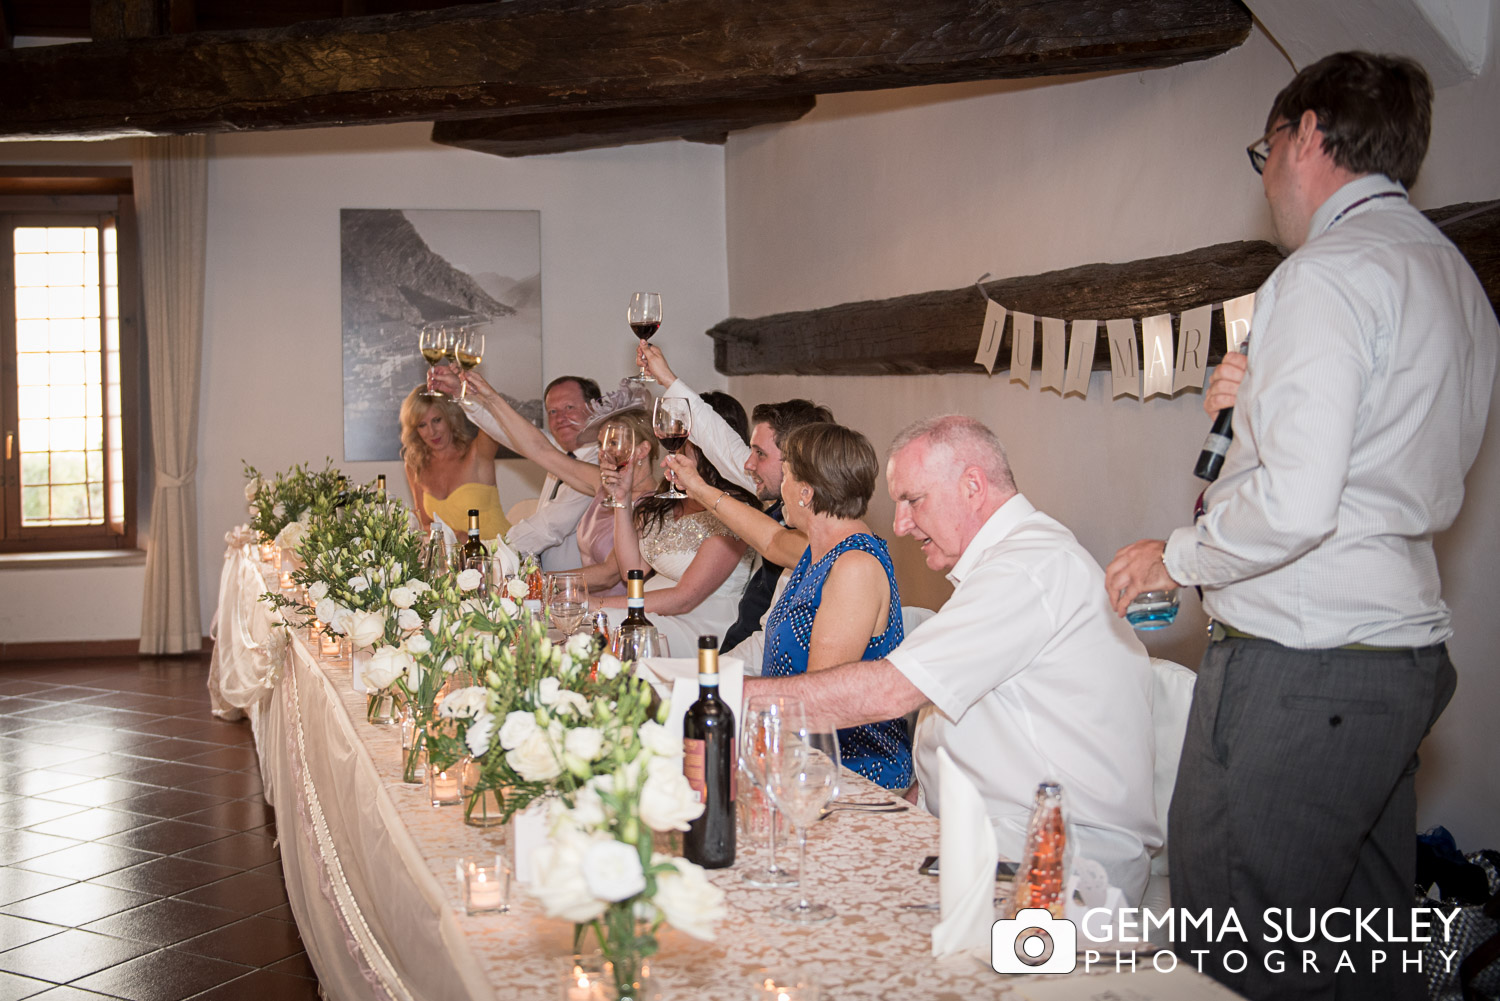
[242,459,348,545]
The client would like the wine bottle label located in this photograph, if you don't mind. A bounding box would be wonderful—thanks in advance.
[1200,433,1232,457]
[683,739,706,802]
[682,737,735,801]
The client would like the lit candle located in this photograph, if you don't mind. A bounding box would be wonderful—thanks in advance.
[320,631,342,656]
[279,571,294,590]
[430,767,460,806]
[468,868,502,910]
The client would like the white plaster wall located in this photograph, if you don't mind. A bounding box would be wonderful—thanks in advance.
[0,125,729,645]
[724,23,1500,844]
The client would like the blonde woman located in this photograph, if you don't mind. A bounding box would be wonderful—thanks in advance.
[399,386,509,540]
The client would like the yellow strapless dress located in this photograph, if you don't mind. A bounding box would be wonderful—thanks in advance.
[423,483,510,541]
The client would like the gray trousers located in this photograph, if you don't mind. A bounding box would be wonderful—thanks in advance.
[1168,637,1456,1001]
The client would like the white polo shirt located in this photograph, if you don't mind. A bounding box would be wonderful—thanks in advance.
[887,494,1162,902]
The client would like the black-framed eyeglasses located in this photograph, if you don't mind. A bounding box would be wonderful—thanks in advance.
[1246,121,1298,175]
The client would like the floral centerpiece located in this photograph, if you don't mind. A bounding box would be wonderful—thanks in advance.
[439,613,726,997]
[242,459,352,553]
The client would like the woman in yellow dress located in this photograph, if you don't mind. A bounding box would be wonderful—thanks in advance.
[399,387,510,540]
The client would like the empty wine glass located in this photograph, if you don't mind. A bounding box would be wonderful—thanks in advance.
[627,292,662,384]
[454,326,484,399]
[419,324,451,398]
[765,726,841,923]
[548,572,589,637]
[652,397,691,500]
[613,624,670,663]
[740,696,804,888]
[597,422,636,510]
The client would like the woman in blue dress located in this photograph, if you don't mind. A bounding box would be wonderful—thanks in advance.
[670,421,911,789]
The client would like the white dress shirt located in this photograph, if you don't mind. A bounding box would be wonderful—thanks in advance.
[662,379,755,494]
[887,494,1161,903]
[460,399,597,572]
[1165,175,1498,648]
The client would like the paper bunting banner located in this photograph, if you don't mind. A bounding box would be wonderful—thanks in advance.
[1106,318,1139,399]
[1223,292,1256,354]
[974,299,1007,375]
[1063,320,1098,398]
[1009,312,1035,388]
[1039,317,1066,394]
[1141,314,1175,399]
[1173,304,1213,394]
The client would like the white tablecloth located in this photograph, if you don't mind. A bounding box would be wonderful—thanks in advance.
[210,545,1236,1001]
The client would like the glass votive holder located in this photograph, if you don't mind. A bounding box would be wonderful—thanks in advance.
[429,762,463,807]
[749,967,821,1001]
[319,629,343,659]
[457,855,510,915]
[1126,588,1181,630]
[257,542,276,564]
[278,571,294,591]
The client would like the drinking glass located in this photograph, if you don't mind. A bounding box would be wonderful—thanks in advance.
[454,326,484,399]
[422,525,450,574]
[765,726,841,923]
[627,292,662,384]
[548,573,589,637]
[1126,588,1180,630]
[652,397,691,500]
[613,624,670,663]
[419,323,450,397]
[597,422,636,510]
[739,696,804,888]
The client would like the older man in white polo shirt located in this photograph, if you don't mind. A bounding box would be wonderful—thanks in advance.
[747,414,1160,901]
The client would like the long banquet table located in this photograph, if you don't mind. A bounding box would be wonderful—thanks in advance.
[209,540,1227,1001]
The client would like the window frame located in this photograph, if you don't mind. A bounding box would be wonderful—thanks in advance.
[0,169,141,553]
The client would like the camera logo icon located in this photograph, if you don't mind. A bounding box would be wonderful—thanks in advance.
[992,909,1078,975]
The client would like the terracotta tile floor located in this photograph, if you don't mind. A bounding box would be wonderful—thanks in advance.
[0,654,319,1001]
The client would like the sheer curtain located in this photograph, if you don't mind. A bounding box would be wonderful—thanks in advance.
[135,134,208,655]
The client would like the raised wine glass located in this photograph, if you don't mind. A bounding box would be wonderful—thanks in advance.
[454,326,484,400]
[652,397,690,500]
[548,572,589,637]
[739,696,804,888]
[765,725,841,923]
[627,292,662,384]
[597,422,636,510]
[419,324,450,398]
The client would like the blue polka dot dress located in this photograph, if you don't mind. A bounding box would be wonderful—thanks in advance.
[763,533,913,790]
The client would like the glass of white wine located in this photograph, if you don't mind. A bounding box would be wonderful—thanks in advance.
[454,326,484,399]
[598,421,636,510]
[419,324,450,398]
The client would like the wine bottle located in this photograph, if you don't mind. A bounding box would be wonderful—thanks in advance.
[461,508,488,588]
[683,635,735,869]
[1009,781,1067,918]
[1193,339,1250,482]
[620,570,652,631]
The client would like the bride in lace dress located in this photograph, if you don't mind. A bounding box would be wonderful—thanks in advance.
[597,392,760,655]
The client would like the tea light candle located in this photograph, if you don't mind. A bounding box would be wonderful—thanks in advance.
[279,571,294,590]
[319,630,342,656]
[429,766,461,806]
[458,856,509,915]
[468,868,502,910]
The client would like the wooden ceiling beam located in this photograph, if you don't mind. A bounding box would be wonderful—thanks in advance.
[89,0,171,40]
[708,200,1500,377]
[430,95,818,157]
[0,0,1253,140]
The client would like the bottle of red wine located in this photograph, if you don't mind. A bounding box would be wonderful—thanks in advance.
[683,635,735,869]
[1193,339,1250,482]
[620,570,652,631]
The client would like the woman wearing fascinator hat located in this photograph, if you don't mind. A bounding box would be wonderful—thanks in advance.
[433,369,659,596]
[595,391,759,655]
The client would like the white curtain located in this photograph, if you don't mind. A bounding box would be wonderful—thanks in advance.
[135,135,209,655]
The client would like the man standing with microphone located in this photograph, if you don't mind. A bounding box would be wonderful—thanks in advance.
[1107,52,1497,1001]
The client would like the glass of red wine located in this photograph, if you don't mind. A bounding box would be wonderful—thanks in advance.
[652,397,691,499]
[628,292,662,384]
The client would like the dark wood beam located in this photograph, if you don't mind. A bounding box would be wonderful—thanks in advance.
[89,0,170,39]
[0,1,12,51]
[709,199,1500,377]
[431,95,817,157]
[0,0,1253,139]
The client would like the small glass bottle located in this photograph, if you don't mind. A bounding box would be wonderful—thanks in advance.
[1010,780,1067,918]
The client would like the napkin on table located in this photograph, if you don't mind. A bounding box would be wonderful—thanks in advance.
[932,745,999,959]
[632,656,745,738]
